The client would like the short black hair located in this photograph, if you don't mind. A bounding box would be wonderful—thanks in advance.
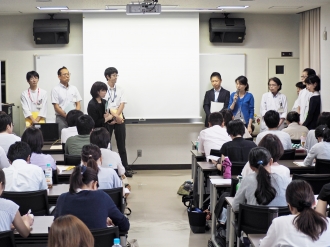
[303,68,316,76]
[264,110,280,128]
[268,77,282,91]
[76,115,95,135]
[57,66,68,76]
[90,127,110,149]
[315,125,327,139]
[210,72,221,80]
[21,127,44,154]
[7,141,31,163]
[104,67,118,80]
[258,134,284,162]
[295,82,306,90]
[90,81,108,98]
[305,75,321,91]
[236,75,249,91]
[286,111,300,123]
[26,71,39,81]
[323,128,330,142]
[317,112,330,128]
[227,119,245,137]
[220,109,233,127]
[208,112,223,126]
[66,110,84,127]
[0,114,12,132]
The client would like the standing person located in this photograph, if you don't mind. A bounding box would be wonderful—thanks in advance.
[51,66,82,135]
[260,77,288,132]
[203,72,230,127]
[303,75,321,130]
[228,75,254,134]
[292,82,306,112]
[104,67,132,177]
[20,71,48,127]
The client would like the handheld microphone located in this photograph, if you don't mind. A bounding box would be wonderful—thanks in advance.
[236,90,239,96]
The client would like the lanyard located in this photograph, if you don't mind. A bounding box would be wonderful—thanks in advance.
[107,87,116,103]
[28,88,40,105]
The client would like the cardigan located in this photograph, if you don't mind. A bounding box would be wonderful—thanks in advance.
[228,91,254,125]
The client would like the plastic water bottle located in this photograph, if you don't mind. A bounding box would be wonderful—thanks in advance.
[112,238,122,247]
[45,164,53,188]
[236,175,242,191]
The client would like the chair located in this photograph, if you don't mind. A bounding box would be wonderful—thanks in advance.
[292,174,330,194]
[1,190,50,216]
[315,159,330,174]
[291,139,301,145]
[231,161,246,176]
[244,137,253,141]
[210,149,221,157]
[230,177,239,197]
[91,227,119,247]
[279,149,295,160]
[0,230,16,247]
[64,154,81,166]
[102,187,125,213]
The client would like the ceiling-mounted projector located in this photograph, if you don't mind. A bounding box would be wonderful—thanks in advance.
[126,0,161,15]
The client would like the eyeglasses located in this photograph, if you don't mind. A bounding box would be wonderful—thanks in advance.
[111,74,119,78]
[61,73,71,77]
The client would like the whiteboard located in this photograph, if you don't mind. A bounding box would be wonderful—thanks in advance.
[34,54,83,122]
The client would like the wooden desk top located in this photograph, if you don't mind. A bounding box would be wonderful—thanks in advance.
[280,160,305,168]
[57,165,74,175]
[14,216,54,235]
[225,197,234,207]
[51,154,64,162]
[191,150,204,157]
[48,184,69,196]
[248,234,266,247]
[197,161,217,171]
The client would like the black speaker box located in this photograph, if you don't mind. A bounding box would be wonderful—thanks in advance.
[209,18,246,43]
[33,19,70,44]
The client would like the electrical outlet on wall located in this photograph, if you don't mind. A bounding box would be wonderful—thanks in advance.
[137,149,142,157]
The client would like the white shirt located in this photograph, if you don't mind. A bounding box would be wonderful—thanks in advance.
[297,88,313,123]
[61,126,78,143]
[256,130,292,150]
[241,162,290,179]
[51,83,82,115]
[0,198,19,232]
[282,122,309,140]
[101,148,126,176]
[20,88,48,118]
[305,129,318,153]
[104,85,127,110]
[304,142,330,166]
[0,133,21,154]
[0,146,9,169]
[260,92,288,132]
[98,166,122,190]
[3,159,47,192]
[260,215,330,247]
[198,125,231,156]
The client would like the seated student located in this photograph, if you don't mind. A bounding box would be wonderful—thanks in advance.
[0,146,10,169]
[197,112,231,157]
[65,115,95,155]
[90,127,125,176]
[256,110,292,150]
[61,110,83,144]
[316,183,330,217]
[314,125,327,143]
[0,114,21,154]
[21,127,56,170]
[304,127,330,166]
[54,166,129,231]
[232,147,290,212]
[241,134,290,178]
[48,215,94,247]
[260,180,330,247]
[0,169,34,237]
[220,108,252,138]
[305,112,330,152]
[3,141,47,191]
[81,144,122,189]
[282,111,309,140]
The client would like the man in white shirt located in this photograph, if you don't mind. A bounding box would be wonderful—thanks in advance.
[51,66,82,135]
[0,114,21,154]
[256,110,292,150]
[198,112,231,156]
[282,111,309,140]
[3,141,47,192]
[20,71,48,127]
[61,110,83,146]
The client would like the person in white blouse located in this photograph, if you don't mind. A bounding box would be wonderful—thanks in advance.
[260,77,287,132]
[291,81,305,112]
[20,71,48,127]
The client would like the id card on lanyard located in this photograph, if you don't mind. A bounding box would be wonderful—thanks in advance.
[107,88,117,108]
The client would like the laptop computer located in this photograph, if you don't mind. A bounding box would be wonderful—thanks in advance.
[33,123,59,144]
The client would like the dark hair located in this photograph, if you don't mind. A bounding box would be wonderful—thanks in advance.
[81,144,101,173]
[21,127,44,153]
[258,134,284,162]
[104,67,118,80]
[69,166,98,194]
[220,109,233,127]
[208,112,224,126]
[226,119,245,137]
[0,169,5,188]
[76,115,95,135]
[248,147,276,205]
[317,112,330,128]
[90,81,108,99]
[57,66,68,76]
[295,82,306,90]
[286,111,300,123]
[315,125,327,140]
[90,127,110,149]
[0,114,12,132]
[7,141,31,163]
[268,77,282,91]
[264,110,280,129]
[235,75,249,91]
[210,72,221,80]
[26,71,39,81]
[286,180,327,241]
[323,128,330,142]
[66,110,84,127]
[303,68,316,76]
[305,75,321,91]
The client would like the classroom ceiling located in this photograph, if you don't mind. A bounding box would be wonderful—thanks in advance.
[0,0,329,15]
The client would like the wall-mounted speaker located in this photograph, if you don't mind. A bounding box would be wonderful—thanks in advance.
[33,19,70,44]
[209,18,246,43]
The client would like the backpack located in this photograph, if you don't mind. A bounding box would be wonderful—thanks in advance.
[222,157,232,179]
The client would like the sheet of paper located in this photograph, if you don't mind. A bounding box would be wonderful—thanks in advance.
[293,161,315,167]
[64,102,75,114]
[206,155,220,162]
[57,165,75,173]
[50,145,62,150]
[210,101,224,113]
[210,178,231,185]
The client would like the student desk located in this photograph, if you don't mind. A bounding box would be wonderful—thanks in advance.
[191,150,205,179]
[280,160,314,174]
[57,165,73,184]
[42,144,63,154]
[248,234,266,247]
[295,148,307,159]
[51,154,64,165]
[224,197,236,247]
[48,184,69,205]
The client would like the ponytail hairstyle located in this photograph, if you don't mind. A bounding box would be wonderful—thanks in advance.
[322,127,330,143]
[69,166,99,194]
[248,147,276,205]
[81,144,101,173]
[286,180,327,241]
[315,125,327,140]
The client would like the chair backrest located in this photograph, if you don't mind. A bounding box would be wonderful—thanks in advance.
[64,154,81,166]
[231,161,246,176]
[230,177,239,197]
[315,159,330,174]
[91,227,119,247]
[210,149,222,157]
[291,139,301,145]
[279,149,295,160]
[244,137,253,141]
[1,190,49,216]
[277,206,291,217]
[292,174,330,194]
[0,230,16,247]
[101,187,124,213]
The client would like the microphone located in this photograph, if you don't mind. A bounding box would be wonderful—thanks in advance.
[236,90,239,96]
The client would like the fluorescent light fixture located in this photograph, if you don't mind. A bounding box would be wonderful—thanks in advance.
[36,6,68,10]
[217,6,249,9]
[269,6,303,9]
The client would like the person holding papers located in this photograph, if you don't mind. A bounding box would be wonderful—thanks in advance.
[228,76,254,134]
[20,71,47,127]
[51,66,82,134]
[203,72,230,127]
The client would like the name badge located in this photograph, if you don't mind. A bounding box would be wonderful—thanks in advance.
[110,101,117,108]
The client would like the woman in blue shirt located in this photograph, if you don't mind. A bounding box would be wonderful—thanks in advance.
[228,76,254,134]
